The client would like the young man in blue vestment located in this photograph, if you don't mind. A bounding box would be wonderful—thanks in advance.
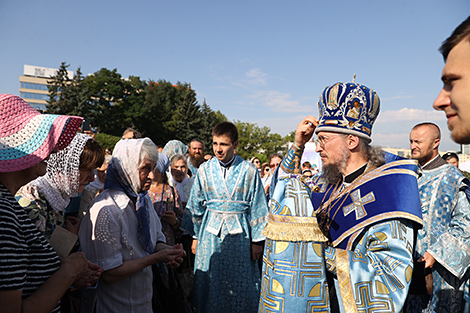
[259,82,423,312]
[187,121,268,313]
[404,122,470,312]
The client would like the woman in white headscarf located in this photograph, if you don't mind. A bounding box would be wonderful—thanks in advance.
[168,154,194,208]
[79,138,185,313]
[148,153,183,246]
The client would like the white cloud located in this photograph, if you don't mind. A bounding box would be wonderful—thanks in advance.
[245,68,268,86]
[372,133,411,149]
[248,90,312,113]
[376,108,446,124]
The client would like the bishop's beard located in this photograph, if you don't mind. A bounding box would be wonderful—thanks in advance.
[320,146,350,184]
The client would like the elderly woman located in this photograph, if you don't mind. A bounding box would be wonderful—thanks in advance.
[0,94,102,313]
[79,138,185,313]
[168,154,194,208]
[17,133,105,240]
[148,153,183,246]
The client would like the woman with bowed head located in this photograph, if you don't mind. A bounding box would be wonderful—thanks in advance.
[78,154,112,220]
[16,133,105,240]
[148,153,184,245]
[0,94,102,313]
[79,138,185,313]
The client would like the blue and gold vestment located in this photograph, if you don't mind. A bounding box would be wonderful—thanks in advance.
[405,162,470,313]
[187,156,268,313]
[259,146,423,313]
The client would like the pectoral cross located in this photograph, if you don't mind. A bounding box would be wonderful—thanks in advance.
[343,189,375,220]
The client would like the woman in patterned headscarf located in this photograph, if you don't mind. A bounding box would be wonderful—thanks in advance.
[79,138,185,313]
[0,94,102,313]
[17,133,105,240]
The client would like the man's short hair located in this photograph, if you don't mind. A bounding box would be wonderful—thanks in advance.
[412,122,441,140]
[212,122,238,143]
[440,16,470,61]
[442,152,459,162]
[189,138,204,148]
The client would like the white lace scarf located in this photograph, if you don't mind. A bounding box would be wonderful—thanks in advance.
[28,133,91,213]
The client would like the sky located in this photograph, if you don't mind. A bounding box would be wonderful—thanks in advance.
[1,0,468,151]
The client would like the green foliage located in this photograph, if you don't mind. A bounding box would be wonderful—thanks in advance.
[46,63,287,158]
[234,121,288,161]
[46,62,89,115]
[94,133,121,151]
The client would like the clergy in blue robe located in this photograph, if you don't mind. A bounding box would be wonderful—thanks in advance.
[259,82,423,313]
[187,122,268,313]
[406,122,470,312]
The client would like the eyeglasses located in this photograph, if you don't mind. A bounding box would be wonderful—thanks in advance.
[270,163,280,169]
[254,160,260,164]
[264,168,270,172]
[315,135,343,148]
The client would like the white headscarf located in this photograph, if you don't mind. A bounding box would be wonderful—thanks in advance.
[104,138,158,253]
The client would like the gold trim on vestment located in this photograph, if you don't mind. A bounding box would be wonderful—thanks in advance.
[339,212,423,249]
[262,213,328,242]
[336,249,358,313]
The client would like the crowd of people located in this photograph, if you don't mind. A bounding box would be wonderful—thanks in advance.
[1,15,470,313]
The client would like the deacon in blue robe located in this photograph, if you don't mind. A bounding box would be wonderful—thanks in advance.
[406,156,470,312]
[188,154,268,313]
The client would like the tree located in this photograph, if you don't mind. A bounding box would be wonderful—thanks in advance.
[168,82,201,144]
[199,99,227,152]
[84,68,146,136]
[234,121,287,162]
[46,63,90,118]
[139,80,179,146]
[46,62,73,114]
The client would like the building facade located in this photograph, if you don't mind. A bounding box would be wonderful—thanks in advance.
[19,65,73,111]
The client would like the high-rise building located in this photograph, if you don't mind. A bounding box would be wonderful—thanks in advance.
[19,65,73,111]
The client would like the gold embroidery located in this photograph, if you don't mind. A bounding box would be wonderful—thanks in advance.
[272,278,285,294]
[262,213,328,242]
[274,241,289,254]
[309,282,322,297]
[336,249,358,313]
[375,281,390,294]
[405,265,413,283]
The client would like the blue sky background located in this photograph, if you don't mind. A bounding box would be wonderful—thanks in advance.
[1,0,468,151]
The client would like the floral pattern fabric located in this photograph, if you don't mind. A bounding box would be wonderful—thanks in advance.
[148,185,184,245]
[16,185,64,240]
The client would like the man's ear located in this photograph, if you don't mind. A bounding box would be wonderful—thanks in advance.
[347,135,360,151]
[233,140,239,150]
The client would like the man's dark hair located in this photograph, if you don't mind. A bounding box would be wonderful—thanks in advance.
[440,16,470,61]
[442,152,459,162]
[212,122,238,143]
[189,138,204,148]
